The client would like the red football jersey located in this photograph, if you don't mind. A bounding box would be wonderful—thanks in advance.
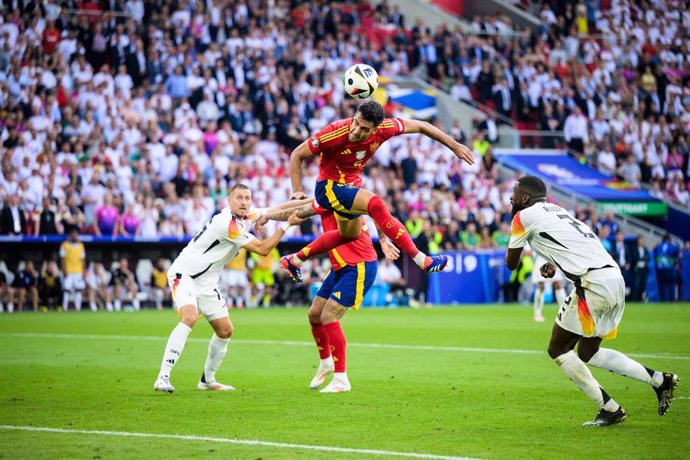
[317,207,378,270]
[307,117,405,187]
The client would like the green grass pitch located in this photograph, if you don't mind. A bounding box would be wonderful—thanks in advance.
[0,303,688,459]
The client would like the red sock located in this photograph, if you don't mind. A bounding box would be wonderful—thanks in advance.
[296,230,356,261]
[324,321,346,372]
[367,195,421,259]
[310,321,331,359]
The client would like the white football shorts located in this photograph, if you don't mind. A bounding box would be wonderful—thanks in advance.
[556,267,624,339]
[63,273,86,291]
[168,273,228,321]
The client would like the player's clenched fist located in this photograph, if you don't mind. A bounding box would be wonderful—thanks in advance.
[540,262,556,279]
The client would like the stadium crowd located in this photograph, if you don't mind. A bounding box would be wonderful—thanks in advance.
[0,0,687,310]
[437,0,690,207]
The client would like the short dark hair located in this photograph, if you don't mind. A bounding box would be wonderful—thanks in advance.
[356,101,385,127]
[230,183,250,194]
[518,175,547,197]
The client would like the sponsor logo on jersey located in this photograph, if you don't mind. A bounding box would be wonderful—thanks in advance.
[355,150,366,160]
[370,141,380,152]
[339,148,351,155]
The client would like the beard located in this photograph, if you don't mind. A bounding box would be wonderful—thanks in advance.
[511,203,524,218]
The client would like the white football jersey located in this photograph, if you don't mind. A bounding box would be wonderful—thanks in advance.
[509,202,618,280]
[169,207,265,288]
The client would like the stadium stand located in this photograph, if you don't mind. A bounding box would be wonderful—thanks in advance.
[0,0,687,309]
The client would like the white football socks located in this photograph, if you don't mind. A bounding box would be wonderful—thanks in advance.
[203,334,230,383]
[534,288,544,318]
[555,350,619,412]
[333,371,349,383]
[158,322,192,379]
[74,292,82,311]
[413,252,427,267]
[587,348,664,388]
[62,292,70,310]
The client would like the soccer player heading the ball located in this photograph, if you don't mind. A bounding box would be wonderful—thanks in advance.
[506,175,679,426]
[153,184,306,393]
[281,100,475,282]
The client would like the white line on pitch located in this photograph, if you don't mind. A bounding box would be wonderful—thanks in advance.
[0,425,478,460]
[1,332,689,361]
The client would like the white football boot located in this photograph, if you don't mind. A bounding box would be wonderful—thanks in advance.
[319,373,351,393]
[197,381,236,391]
[310,359,334,389]
[153,376,175,393]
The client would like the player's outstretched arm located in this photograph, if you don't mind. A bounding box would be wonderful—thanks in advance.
[266,198,314,212]
[402,119,475,165]
[263,203,316,222]
[254,204,316,234]
[243,212,304,256]
[289,141,314,199]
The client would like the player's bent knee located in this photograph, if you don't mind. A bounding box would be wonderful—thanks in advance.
[308,308,321,324]
[180,315,197,328]
[547,342,566,359]
[216,325,233,339]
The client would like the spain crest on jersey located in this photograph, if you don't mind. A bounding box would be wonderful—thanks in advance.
[370,141,380,152]
[355,150,366,160]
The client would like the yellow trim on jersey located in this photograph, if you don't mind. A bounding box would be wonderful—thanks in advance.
[331,248,347,269]
[353,262,366,310]
[320,126,348,142]
[325,180,349,213]
[601,325,618,340]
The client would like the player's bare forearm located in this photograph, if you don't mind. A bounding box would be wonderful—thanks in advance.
[289,141,313,194]
[245,229,284,256]
[419,120,456,149]
[264,204,315,222]
[505,247,523,271]
[375,223,388,242]
[267,198,314,213]
[403,119,474,165]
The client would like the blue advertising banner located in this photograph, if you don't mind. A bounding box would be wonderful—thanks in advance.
[495,152,660,202]
[427,250,511,304]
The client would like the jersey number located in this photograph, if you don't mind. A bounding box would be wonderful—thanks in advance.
[558,214,596,238]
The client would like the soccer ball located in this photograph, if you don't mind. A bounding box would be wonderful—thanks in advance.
[343,64,379,99]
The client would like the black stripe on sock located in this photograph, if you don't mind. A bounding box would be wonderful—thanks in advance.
[644,366,656,378]
[600,387,611,404]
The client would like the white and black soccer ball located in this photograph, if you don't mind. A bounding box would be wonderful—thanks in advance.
[343,63,379,99]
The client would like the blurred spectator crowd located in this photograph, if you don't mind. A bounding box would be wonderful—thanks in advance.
[0,0,519,252]
[430,0,690,207]
[0,0,687,309]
